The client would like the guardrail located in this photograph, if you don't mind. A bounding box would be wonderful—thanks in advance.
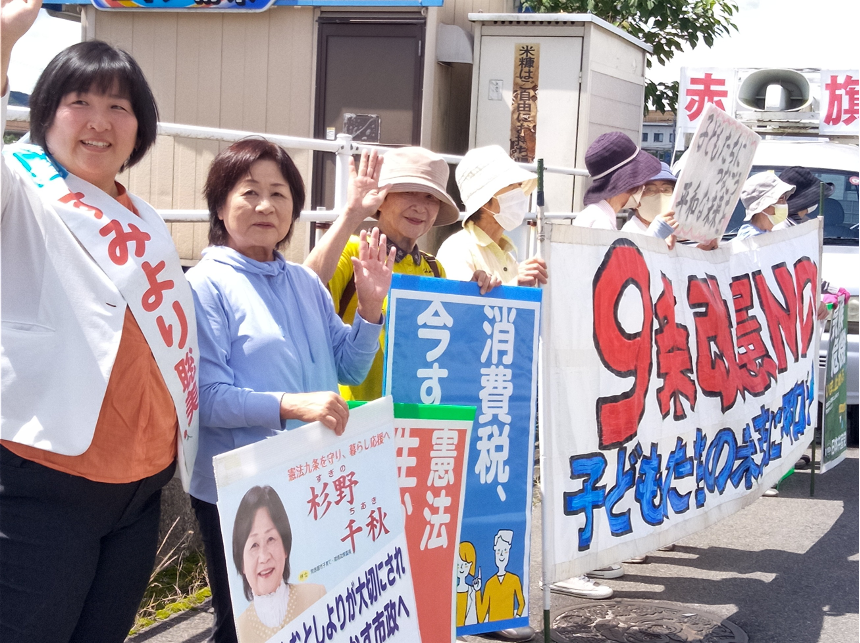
[6,105,587,226]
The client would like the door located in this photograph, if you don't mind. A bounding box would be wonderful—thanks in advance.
[312,17,425,210]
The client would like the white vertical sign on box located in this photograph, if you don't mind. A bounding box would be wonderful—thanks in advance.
[671,102,760,243]
[819,70,860,136]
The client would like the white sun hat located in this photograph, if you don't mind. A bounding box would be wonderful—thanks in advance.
[455,145,538,220]
[740,172,796,220]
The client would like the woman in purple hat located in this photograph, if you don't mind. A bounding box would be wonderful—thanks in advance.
[574,132,662,229]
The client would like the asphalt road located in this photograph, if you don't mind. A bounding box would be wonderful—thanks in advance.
[129,448,859,643]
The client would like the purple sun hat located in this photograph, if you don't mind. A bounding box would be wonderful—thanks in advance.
[583,132,662,205]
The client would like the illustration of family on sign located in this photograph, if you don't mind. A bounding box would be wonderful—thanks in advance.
[456,530,526,626]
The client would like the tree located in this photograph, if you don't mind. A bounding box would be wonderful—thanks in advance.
[519,0,739,114]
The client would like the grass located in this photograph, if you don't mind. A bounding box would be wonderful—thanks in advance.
[129,518,212,636]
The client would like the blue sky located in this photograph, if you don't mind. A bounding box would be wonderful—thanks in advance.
[8,0,859,94]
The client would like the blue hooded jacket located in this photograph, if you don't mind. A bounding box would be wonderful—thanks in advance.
[186,246,381,503]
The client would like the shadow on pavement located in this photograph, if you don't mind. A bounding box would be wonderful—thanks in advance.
[612,455,858,643]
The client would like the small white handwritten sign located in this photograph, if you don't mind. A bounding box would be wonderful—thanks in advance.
[672,103,761,243]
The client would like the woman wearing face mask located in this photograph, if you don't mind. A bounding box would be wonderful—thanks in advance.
[574,132,661,230]
[735,171,827,496]
[735,173,795,240]
[437,146,548,287]
[622,162,679,241]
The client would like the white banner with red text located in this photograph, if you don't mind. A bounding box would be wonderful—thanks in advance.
[539,221,821,582]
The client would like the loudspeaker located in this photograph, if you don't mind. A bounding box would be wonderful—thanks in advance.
[737,69,813,112]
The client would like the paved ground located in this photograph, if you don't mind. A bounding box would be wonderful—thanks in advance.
[130,448,859,643]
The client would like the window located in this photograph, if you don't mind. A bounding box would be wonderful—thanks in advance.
[654,133,664,143]
[670,133,675,143]
[642,132,649,142]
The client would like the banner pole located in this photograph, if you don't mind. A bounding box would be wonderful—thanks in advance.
[534,158,553,643]
[811,182,826,497]
[535,159,545,260]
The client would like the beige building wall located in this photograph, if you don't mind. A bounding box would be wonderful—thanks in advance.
[430,0,511,158]
[84,1,519,262]
[85,6,316,265]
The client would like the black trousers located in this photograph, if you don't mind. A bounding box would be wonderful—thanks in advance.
[0,445,174,643]
[191,497,239,643]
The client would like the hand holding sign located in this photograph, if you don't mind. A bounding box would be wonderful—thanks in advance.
[672,103,761,243]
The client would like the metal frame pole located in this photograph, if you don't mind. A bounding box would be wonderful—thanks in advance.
[334,133,354,213]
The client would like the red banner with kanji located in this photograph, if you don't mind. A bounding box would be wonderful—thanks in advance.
[820,70,860,136]
[394,405,474,643]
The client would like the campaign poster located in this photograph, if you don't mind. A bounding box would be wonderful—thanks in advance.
[671,102,761,244]
[821,298,849,473]
[383,274,541,636]
[540,222,820,581]
[213,397,421,643]
[391,403,474,643]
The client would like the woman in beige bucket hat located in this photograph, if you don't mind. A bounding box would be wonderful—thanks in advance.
[305,147,500,402]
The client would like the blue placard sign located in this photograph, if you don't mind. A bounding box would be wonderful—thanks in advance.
[384,274,541,635]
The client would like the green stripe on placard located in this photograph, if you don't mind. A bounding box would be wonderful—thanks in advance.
[393,403,476,421]
[347,401,476,422]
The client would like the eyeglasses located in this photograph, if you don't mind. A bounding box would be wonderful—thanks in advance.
[642,185,674,197]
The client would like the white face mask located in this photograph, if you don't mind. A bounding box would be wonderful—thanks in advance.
[623,186,646,211]
[767,202,788,225]
[637,193,673,223]
[805,203,818,214]
[489,188,530,231]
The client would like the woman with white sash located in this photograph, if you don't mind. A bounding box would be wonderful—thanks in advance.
[1,2,197,641]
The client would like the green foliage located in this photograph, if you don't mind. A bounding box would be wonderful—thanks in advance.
[4,132,23,144]
[518,0,739,113]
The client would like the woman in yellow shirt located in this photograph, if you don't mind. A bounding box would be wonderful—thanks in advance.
[305,147,499,401]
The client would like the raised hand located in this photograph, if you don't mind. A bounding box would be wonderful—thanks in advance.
[517,256,548,287]
[352,227,395,323]
[1,0,41,44]
[0,0,42,94]
[1,0,43,93]
[279,391,349,435]
[345,149,391,226]
[304,151,393,284]
[472,567,482,592]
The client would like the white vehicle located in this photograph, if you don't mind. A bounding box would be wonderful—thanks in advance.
[715,139,859,443]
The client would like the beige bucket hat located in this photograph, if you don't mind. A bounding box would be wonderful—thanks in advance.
[455,145,538,219]
[379,147,460,227]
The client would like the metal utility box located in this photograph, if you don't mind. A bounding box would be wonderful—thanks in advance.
[468,13,651,212]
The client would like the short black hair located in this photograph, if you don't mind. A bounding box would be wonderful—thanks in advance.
[232,486,293,601]
[29,40,159,171]
[204,138,306,248]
